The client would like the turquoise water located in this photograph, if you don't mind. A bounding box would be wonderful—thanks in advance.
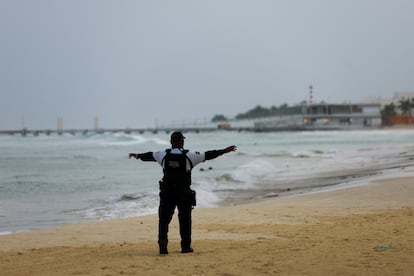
[1,129,414,233]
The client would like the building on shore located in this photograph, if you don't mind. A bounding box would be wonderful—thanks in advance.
[254,103,382,131]
[363,91,414,106]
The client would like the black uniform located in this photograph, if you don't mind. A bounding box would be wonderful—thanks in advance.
[138,147,226,254]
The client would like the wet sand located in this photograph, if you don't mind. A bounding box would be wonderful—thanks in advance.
[1,176,413,275]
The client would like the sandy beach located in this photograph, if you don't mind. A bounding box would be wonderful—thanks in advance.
[1,176,413,275]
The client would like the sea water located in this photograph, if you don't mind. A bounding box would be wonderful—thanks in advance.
[1,129,414,234]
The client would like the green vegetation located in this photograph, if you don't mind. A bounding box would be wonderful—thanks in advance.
[211,114,228,122]
[235,104,305,119]
[398,97,414,118]
[381,97,414,125]
[381,102,397,126]
[211,103,306,122]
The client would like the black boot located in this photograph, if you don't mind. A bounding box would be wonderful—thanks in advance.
[181,247,193,253]
[158,240,168,255]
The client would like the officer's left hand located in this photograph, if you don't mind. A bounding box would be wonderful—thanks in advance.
[224,145,237,153]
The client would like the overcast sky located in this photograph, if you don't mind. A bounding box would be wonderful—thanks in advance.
[1,0,414,130]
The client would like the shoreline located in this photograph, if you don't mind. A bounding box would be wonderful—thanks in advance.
[2,160,413,236]
[1,175,413,275]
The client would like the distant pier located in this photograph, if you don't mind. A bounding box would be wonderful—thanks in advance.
[0,123,383,137]
[0,126,251,137]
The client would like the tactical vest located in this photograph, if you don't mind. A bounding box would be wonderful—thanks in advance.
[161,149,193,191]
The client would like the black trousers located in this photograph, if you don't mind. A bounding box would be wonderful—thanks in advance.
[158,190,193,249]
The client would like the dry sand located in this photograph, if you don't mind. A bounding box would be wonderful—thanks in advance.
[1,176,413,275]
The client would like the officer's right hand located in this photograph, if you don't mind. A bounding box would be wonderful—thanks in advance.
[129,153,140,159]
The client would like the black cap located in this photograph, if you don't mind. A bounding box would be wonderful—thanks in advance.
[170,131,185,142]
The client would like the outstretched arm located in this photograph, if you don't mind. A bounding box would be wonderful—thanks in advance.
[205,145,237,160]
[128,152,155,161]
[223,145,237,153]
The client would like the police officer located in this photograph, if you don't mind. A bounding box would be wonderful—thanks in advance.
[129,131,236,254]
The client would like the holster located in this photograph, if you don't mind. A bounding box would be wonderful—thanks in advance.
[159,180,166,191]
[190,189,196,206]
[159,180,196,207]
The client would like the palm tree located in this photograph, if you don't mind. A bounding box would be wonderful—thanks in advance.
[398,98,412,119]
[411,97,414,123]
[381,103,397,126]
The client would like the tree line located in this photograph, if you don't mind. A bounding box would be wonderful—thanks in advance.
[211,103,306,122]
